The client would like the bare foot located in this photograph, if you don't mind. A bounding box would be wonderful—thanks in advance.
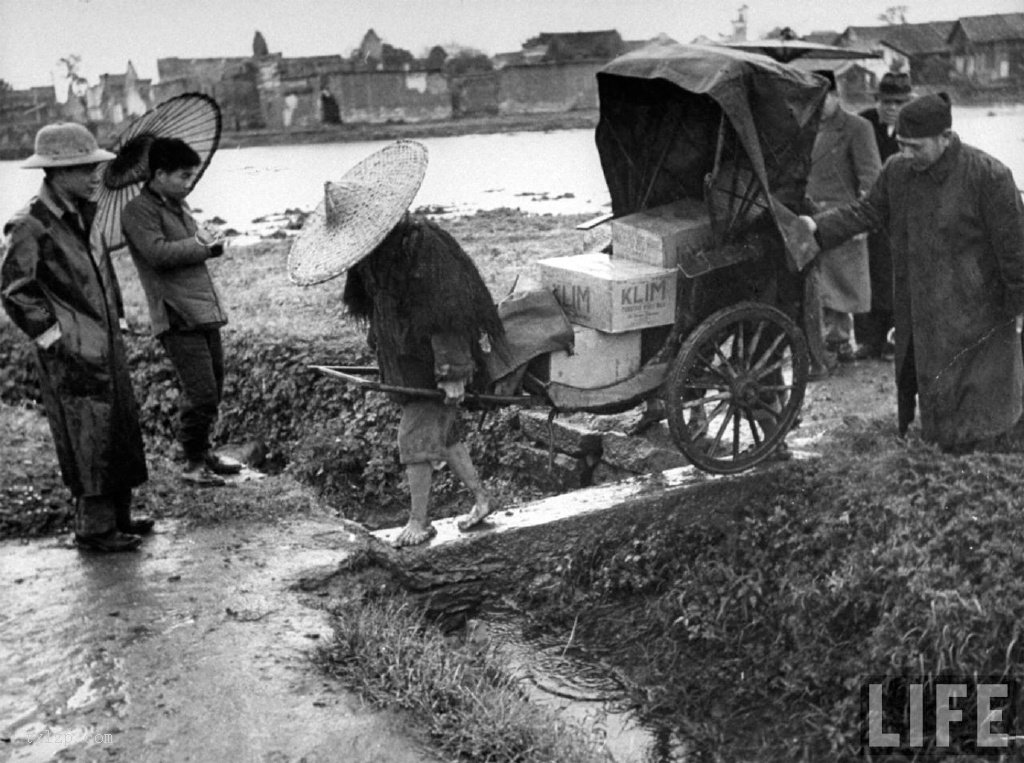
[457,502,492,532]
[392,522,437,548]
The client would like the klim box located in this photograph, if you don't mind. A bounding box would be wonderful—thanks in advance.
[537,324,642,389]
[539,252,676,333]
[611,199,714,269]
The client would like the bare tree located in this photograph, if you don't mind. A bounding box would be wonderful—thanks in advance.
[878,6,909,24]
[58,55,89,96]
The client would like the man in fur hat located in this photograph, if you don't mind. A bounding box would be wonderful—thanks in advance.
[797,93,1024,453]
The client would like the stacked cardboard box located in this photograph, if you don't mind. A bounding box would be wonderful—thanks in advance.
[611,198,714,270]
[539,252,676,334]
[534,198,709,390]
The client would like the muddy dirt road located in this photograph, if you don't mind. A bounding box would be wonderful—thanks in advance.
[0,517,436,763]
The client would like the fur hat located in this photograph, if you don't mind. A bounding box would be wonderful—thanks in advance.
[897,92,952,138]
[288,140,428,286]
[22,123,115,168]
[877,71,912,100]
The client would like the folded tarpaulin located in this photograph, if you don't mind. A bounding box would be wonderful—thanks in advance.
[484,289,574,383]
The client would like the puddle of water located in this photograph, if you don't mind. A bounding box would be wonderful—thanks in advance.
[478,617,689,762]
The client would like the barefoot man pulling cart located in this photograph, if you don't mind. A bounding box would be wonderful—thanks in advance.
[288,141,506,547]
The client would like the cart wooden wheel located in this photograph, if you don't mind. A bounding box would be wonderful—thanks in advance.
[664,301,808,474]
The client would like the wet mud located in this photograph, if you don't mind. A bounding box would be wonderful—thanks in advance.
[0,518,437,763]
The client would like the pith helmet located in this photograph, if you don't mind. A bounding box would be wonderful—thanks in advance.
[22,122,116,169]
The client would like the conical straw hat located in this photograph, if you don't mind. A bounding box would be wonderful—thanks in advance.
[288,140,429,285]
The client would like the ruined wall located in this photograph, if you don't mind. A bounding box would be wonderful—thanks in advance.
[0,87,60,158]
[158,56,264,130]
[323,70,451,123]
[497,60,603,114]
[451,71,500,117]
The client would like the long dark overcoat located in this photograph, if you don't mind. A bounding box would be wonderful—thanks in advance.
[816,134,1024,447]
[807,107,881,313]
[1,184,148,496]
[857,106,902,314]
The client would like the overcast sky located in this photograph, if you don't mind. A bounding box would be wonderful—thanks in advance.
[1,0,1022,90]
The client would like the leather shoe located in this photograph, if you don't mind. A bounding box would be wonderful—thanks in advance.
[182,462,226,487]
[203,451,242,475]
[118,516,155,535]
[75,530,142,552]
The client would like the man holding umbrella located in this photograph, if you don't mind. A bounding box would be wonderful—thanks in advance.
[1,122,152,552]
[121,137,241,486]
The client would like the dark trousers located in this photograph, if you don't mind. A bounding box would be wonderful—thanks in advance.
[159,328,225,462]
[855,232,894,352]
[854,309,894,353]
[75,488,131,536]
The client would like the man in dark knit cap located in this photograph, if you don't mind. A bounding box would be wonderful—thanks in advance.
[797,93,1024,453]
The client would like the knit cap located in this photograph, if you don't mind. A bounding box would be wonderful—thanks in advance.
[896,92,952,138]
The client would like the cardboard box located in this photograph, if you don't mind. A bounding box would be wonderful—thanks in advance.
[538,325,642,389]
[611,199,713,269]
[539,252,677,333]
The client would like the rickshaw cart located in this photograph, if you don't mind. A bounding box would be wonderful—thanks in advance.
[318,43,828,476]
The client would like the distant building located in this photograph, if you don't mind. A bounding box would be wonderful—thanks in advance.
[524,31,626,63]
[803,30,841,46]
[85,61,151,125]
[948,13,1024,84]
[623,33,678,53]
[835,24,909,73]
[879,22,956,84]
[0,85,59,158]
[155,56,263,130]
[729,5,749,43]
[355,29,384,69]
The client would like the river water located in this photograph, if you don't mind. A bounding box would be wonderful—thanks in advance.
[2,105,1022,236]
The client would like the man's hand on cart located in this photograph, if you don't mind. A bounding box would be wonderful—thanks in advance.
[438,379,466,406]
[795,215,821,264]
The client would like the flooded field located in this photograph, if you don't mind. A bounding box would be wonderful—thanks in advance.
[2,105,1021,237]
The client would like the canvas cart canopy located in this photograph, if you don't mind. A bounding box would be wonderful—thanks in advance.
[595,42,828,271]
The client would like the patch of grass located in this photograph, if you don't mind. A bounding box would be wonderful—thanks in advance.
[318,596,611,763]
[134,449,325,528]
[516,417,1024,761]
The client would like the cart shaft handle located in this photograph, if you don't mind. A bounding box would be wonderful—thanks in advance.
[310,365,547,406]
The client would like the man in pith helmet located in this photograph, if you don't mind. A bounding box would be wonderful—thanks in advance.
[2,122,152,552]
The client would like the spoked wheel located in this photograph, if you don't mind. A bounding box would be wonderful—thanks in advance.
[665,301,809,474]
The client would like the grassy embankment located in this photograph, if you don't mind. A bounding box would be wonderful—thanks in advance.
[504,419,1024,760]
